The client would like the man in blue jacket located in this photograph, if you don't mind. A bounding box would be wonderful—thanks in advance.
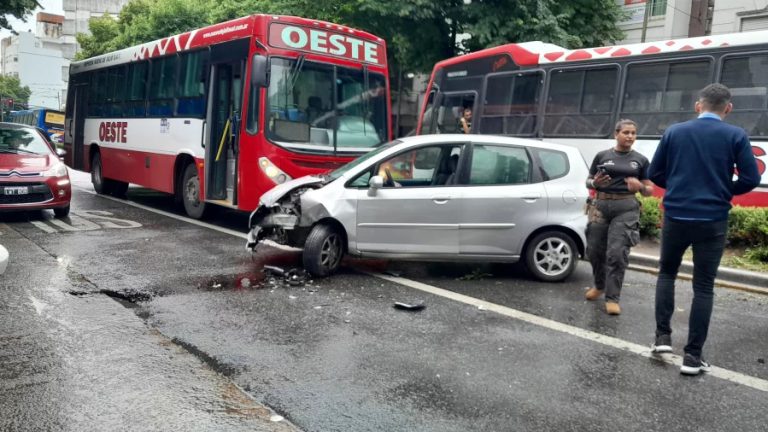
[648,83,760,375]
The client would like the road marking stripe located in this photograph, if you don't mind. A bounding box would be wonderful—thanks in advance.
[76,187,248,239]
[372,272,768,393]
[30,220,57,233]
[74,181,768,393]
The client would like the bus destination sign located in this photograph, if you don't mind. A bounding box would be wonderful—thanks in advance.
[268,23,384,66]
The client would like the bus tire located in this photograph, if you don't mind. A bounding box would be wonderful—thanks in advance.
[182,163,206,219]
[302,223,345,277]
[91,152,113,195]
[524,231,578,282]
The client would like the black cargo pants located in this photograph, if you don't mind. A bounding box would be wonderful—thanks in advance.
[586,198,641,302]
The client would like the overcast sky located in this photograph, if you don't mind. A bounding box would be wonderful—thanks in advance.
[1,0,64,39]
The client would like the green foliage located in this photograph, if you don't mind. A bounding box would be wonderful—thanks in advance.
[0,75,31,116]
[744,246,768,263]
[727,206,768,246]
[638,196,662,239]
[0,0,41,32]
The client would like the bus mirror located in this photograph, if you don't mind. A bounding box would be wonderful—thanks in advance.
[251,55,270,87]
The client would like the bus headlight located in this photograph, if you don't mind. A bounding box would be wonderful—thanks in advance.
[258,157,292,184]
[41,163,69,178]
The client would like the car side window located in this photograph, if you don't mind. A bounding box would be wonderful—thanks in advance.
[469,144,530,185]
[375,146,444,188]
[535,148,569,180]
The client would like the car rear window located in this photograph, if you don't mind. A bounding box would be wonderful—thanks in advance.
[0,127,51,155]
[469,145,530,185]
[535,148,569,180]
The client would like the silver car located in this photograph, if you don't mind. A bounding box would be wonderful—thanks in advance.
[246,135,589,282]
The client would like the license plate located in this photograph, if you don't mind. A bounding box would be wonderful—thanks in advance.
[4,186,29,195]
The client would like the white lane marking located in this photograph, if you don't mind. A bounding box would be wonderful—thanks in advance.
[76,187,247,239]
[75,183,768,393]
[371,272,768,393]
[30,221,57,233]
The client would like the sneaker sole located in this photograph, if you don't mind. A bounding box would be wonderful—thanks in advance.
[680,365,701,375]
[651,345,673,354]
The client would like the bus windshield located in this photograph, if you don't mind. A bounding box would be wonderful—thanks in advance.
[266,58,387,153]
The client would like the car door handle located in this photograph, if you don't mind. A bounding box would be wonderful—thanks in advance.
[432,196,450,204]
[521,193,542,201]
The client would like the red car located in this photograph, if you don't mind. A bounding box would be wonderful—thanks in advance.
[0,122,71,218]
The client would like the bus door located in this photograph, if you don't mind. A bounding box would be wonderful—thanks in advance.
[64,83,87,170]
[431,91,477,134]
[205,39,248,205]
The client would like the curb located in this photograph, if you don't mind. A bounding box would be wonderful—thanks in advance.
[629,252,768,296]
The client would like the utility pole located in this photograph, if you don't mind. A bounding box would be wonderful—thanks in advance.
[640,0,652,43]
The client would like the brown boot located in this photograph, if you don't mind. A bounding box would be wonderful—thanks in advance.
[585,287,603,301]
[605,301,621,315]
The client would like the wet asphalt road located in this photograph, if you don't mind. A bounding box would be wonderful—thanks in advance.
[1,170,767,431]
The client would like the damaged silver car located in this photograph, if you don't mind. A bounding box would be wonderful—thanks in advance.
[247,135,589,282]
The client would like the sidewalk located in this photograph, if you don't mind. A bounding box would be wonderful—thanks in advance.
[629,240,768,295]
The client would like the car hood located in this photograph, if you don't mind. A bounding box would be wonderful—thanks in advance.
[0,153,55,172]
[259,175,326,206]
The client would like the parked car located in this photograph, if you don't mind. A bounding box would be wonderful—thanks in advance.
[0,122,71,218]
[247,135,589,282]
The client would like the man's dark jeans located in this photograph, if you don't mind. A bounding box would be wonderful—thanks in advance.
[655,217,728,358]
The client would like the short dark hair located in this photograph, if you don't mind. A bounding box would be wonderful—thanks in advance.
[614,118,637,132]
[699,83,731,111]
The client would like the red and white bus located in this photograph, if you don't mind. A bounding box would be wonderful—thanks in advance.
[417,31,768,206]
[64,14,390,218]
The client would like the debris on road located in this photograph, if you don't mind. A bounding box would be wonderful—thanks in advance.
[393,301,426,312]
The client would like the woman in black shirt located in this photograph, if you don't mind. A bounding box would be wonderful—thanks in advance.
[584,119,654,315]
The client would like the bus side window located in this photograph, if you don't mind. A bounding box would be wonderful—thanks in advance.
[721,54,768,137]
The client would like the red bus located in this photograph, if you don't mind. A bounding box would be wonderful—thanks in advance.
[417,31,768,206]
[64,14,391,218]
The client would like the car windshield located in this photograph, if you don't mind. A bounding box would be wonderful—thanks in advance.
[266,57,388,153]
[0,127,51,155]
[325,140,400,181]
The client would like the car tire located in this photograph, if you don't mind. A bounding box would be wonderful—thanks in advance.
[182,163,206,219]
[111,180,129,198]
[53,205,70,218]
[91,152,113,195]
[524,231,578,282]
[302,223,345,277]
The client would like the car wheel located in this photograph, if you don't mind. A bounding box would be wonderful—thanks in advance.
[53,205,70,218]
[524,231,578,282]
[91,152,112,195]
[182,163,206,219]
[111,180,129,198]
[303,223,345,277]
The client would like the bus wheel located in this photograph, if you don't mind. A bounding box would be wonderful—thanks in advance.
[524,231,577,282]
[302,223,345,277]
[91,152,112,195]
[182,163,206,219]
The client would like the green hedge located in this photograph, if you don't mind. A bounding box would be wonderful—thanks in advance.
[637,196,768,262]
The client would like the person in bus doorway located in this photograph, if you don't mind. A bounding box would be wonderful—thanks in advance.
[648,83,760,375]
[584,119,654,316]
[458,107,472,134]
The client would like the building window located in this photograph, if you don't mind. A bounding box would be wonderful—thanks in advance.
[650,0,667,17]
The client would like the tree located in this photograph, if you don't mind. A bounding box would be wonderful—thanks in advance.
[0,75,32,118]
[0,0,41,33]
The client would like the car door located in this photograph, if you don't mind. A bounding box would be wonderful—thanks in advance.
[457,142,548,256]
[355,143,465,255]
